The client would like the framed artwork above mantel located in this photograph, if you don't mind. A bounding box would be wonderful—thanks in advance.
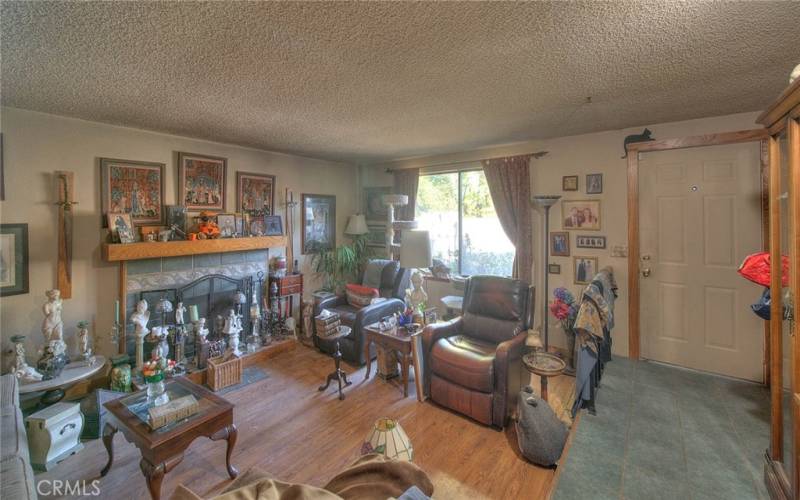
[100,158,165,226]
[178,152,227,212]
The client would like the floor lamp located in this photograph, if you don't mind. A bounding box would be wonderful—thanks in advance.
[530,195,564,401]
[531,195,561,351]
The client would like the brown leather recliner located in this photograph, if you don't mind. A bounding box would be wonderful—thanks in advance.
[422,275,534,428]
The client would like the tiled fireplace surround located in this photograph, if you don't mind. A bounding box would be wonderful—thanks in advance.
[123,249,268,354]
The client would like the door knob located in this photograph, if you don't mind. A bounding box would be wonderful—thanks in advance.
[642,268,651,278]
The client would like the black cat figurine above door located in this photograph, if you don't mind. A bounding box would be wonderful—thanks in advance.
[622,128,655,159]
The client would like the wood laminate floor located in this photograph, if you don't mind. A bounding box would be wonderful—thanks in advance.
[37,344,576,500]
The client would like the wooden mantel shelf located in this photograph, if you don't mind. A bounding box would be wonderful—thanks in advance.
[103,236,287,262]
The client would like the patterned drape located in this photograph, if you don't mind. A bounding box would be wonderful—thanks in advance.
[482,155,533,284]
[393,168,420,221]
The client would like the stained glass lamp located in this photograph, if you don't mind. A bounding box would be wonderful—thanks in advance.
[361,418,413,461]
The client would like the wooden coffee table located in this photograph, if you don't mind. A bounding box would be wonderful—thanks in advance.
[101,377,238,500]
[363,324,423,401]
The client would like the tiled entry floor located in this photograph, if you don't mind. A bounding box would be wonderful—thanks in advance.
[553,356,775,500]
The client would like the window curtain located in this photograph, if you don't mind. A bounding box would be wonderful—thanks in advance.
[393,168,420,221]
[482,155,533,284]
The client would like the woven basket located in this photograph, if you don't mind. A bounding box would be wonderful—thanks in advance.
[206,355,243,391]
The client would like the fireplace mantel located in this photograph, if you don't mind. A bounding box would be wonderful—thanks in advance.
[103,236,287,262]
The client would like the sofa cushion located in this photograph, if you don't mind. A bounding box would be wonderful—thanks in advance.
[430,335,495,393]
[0,406,28,461]
[1,455,37,500]
[1,374,19,410]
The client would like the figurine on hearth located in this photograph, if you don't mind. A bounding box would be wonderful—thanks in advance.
[175,302,186,326]
[10,335,43,383]
[404,271,428,310]
[223,309,243,357]
[131,299,150,371]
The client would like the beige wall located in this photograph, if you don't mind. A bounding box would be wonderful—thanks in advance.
[0,107,358,368]
[368,111,762,356]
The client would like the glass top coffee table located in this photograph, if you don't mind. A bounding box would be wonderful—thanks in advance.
[101,377,237,500]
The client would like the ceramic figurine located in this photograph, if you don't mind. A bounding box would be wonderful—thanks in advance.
[791,63,800,85]
[10,335,43,383]
[404,271,428,310]
[196,318,209,342]
[37,340,68,380]
[42,289,65,344]
[223,309,243,356]
[76,321,92,360]
[131,300,150,371]
[175,302,186,326]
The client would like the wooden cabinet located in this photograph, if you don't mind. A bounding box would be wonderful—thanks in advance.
[758,76,800,500]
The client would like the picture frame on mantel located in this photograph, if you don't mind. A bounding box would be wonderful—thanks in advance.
[178,152,227,212]
[0,223,29,296]
[302,194,336,254]
[100,158,165,226]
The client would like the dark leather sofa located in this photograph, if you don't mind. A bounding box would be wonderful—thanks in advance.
[422,275,534,428]
[314,260,410,365]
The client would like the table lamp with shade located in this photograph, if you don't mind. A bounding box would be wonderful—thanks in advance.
[361,417,414,461]
[399,230,432,310]
[345,214,368,238]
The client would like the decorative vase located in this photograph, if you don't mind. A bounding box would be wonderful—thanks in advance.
[110,363,132,392]
[37,341,69,381]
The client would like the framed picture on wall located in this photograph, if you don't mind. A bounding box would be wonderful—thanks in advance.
[366,224,386,248]
[562,175,578,191]
[573,256,599,285]
[548,263,561,275]
[550,232,570,257]
[302,194,336,254]
[0,223,28,296]
[586,173,603,194]
[364,186,391,221]
[178,152,227,211]
[236,171,275,214]
[100,158,165,225]
[562,200,601,231]
[576,235,606,249]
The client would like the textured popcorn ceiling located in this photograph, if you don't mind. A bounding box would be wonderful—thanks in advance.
[2,1,799,163]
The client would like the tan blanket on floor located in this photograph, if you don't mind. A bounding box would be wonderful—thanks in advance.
[171,454,433,500]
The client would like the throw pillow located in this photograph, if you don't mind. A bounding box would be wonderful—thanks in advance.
[345,284,379,309]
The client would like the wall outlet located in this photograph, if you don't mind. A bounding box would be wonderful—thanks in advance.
[611,245,628,258]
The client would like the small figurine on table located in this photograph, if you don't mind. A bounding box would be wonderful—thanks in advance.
[76,320,95,364]
[11,335,43,383]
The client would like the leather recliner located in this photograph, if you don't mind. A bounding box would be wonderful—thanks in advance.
[422,275,534,428]
[314,260,410,365]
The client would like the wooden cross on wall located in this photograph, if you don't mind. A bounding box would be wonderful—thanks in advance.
[54,171,76,299]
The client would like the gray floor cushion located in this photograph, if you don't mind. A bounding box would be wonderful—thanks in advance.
[515,386,568,467]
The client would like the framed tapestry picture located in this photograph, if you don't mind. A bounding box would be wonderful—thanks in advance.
[0,224,28,296]
[550,232,570,257]
[178,152,227,211]
[236,172,275,214]
[364,186,391,221]
[573,256,599,285]
[100,158,165,225]
[562,199,601,231]
[302,194,336,254]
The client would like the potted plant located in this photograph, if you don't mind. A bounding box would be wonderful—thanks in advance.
[309,236,371,294]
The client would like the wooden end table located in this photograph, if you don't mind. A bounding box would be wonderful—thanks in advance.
[363,324,424,401]
[522,351,566,402]
[318,326,352,400]
[101,377,238,500]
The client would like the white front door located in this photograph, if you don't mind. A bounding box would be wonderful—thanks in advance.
[639,142,764,381]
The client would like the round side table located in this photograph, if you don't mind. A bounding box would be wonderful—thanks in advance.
[522,351,566,402]
[318,326,352,400]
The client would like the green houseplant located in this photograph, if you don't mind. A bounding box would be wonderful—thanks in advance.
[310,235,372,293]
